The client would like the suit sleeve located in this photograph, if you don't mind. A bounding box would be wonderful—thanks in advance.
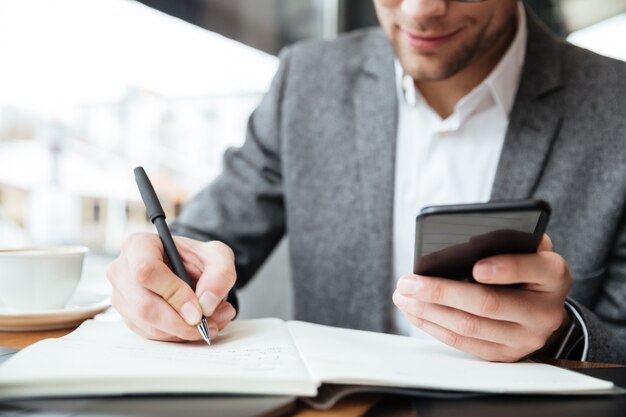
[567,212,626,364]
[170,47,293,292]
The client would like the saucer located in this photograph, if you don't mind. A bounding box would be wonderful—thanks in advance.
[0,291,111,331]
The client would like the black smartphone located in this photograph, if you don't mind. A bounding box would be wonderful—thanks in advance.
[413,199,551,283]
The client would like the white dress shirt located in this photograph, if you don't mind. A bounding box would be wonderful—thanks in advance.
[391,3,528,337]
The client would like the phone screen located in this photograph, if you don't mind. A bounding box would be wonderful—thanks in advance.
[414,203,548,282]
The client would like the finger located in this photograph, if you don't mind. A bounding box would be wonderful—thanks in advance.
[537,234,553,252]
[473,251,571,292]
[392,291,527,347]
[405,316,521,362]
[397,275,534,323]
[112,286,201,341]
[184,240,237,316]
[122,234,204,283]
[122,232,166,261]
[125,254,203,326]
[113,290,185,342]
[196,301,237,342]
[200,301,237,341]
[170,237,206,282]
[134,290,204,341]
[122,316,184,343]
[211,301,237,330]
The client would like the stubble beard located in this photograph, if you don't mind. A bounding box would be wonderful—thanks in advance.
[393,14,515,82]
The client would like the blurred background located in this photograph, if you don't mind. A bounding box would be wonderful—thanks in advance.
[0,0,624,319]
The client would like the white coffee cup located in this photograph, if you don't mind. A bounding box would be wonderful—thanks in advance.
[0,246,88,312]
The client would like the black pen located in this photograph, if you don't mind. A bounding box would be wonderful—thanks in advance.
[134,166,212,346]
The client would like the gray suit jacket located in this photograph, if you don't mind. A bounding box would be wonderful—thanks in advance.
[172,14,626,363]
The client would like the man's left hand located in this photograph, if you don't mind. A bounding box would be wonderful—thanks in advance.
[393,234,572,362]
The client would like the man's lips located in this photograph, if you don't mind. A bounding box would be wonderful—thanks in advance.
[402,28,461,50]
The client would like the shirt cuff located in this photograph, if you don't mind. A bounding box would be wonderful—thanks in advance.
[554,300,589,361]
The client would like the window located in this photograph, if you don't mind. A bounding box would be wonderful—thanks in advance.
[0,0,278,258]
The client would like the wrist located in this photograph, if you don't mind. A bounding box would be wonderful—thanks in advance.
[533,307,573,359]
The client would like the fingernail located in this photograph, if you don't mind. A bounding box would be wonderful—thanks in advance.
[397,276,422,294]
[181,302,201,325]
[475,260,496,280]
[397,277,411,294]
[392,290,405,308]
[199,292,220,316]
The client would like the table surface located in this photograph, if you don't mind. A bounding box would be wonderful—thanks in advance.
[1,327,623,417]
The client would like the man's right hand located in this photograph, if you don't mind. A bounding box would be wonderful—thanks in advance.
[106,233,237,342]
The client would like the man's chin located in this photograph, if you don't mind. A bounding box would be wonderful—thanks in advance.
[400,61,458,82]
[396,41,477,82]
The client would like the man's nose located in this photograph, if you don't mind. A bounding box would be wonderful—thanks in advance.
[400,0,447,20]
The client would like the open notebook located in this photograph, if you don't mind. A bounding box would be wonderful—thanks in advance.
[0,318,615,402]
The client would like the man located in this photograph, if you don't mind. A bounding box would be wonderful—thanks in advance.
[107,0,626,363]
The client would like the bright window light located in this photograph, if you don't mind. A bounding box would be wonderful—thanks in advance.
[568,13,626,62]
[0,0,278,251]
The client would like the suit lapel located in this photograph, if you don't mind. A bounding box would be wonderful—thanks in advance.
[491,100,562,200]
[351,32,398,330]
[491,10,564,200]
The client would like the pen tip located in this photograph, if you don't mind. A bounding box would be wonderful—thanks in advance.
[197,317,212,346]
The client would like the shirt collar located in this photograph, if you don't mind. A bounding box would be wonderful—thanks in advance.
[397,1,528,121]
